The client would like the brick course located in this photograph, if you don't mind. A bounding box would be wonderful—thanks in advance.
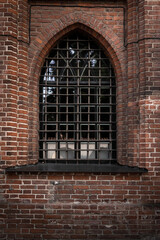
[0,0,160,239]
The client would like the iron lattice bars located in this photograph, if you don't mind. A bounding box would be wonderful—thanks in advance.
[39,31,116,165]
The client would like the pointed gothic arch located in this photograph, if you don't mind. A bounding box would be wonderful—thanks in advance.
[28,21,126,166]
[38,28,117,170]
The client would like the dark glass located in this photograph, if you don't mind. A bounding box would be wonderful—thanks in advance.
[81,125,88,139]
[47,125,56,139]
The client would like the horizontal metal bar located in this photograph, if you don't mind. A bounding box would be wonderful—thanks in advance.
[40,103,114,106]
[39,130,116,133]
[39,138,116,141]
[40,92,115,95]
[40,120,116,123]
[40,112,115,115]
[41,66,112,69]
[45,57,111,60]
[41,75,114,78]
[39,150,116,153]
[39,84,116,88]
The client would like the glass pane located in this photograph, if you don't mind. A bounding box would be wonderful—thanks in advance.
[47,125,56,140]
[68,88,75,103]
[81,88,88,103]
[47,107,56,113]
[59,88,66,103]
[100,95,110,104]
[90,58,98,68]
[59,50,67,58]
[90,42,99,49]
[101,78,110,85]
[60,142,67,159]
[47,113,56,122]
[81,88,88,94]
[101,68,110,76]
[112,132,116,140]
[59,125,66,140]
[59,40,67,49]
[90,88,97,103]
[59,142,75,160]
[48,49,57,58]
[79,41,87,49]
[90,107,97,122]
[100,125,110,140]
[70,59,78,68]
[112,87,116,94]
[48,67,56,79]
[69,41,77,49]
[79,50,88,59]
[112,96,116,103]
[47,142,56,159]
[81,106,88,122]
[111,68,115,76]
[68,125,75,139]
[69,47,76,57]
[59,59,66,67]
[68,142,75,159]
[80,142,95,159]
[89,125,96,139]
[68,114,73,122]
[90,77,98,85]
[101,88,110,95]
[59,107,66,121]
[68,77,77,84]
[47,107,56,122]
[99,142,110,160]
[112,113,116,122]
[81,125,88,139]
[90,68,99,77]
[101,58,110,67]
[42,87,56,99]
[100,107,110,122]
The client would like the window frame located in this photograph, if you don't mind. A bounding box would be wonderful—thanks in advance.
[39,30,117,168]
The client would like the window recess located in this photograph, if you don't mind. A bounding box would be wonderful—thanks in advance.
[39,30,117,168]
[5,31,148,173]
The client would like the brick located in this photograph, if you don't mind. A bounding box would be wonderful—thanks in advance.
[0,0,160,239]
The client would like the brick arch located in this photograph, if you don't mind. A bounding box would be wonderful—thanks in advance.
[28,13,125,81]
[28,15,126,164]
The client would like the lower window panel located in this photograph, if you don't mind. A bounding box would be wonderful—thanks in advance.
[43,141,111,161]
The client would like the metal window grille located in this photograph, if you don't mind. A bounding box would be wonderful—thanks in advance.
[39,31,116,166]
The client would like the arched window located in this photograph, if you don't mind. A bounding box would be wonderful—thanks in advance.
[39,30,116,169]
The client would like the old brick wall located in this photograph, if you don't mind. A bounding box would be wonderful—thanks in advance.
[0,0,160,239]
[0,0,29,167]
[1,172,160,239]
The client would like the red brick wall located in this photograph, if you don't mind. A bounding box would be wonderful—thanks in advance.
[0,0,160,239]
[1,172,160,239]
[0,0,29,167]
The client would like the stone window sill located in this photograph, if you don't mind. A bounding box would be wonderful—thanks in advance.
[6,162,147,173]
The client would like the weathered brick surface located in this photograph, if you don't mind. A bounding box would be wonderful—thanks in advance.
[0,0,160,239]
[1,173,160,239]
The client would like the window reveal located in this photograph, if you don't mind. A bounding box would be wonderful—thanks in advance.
[39,31,116,164]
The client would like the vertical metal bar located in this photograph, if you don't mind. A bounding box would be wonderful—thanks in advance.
[56,43,59,161]
[109,62,112,162]
[98,49,101,162]
[88,39,90,161]
[66,37,69,161]
[77,35,80,162]
[44,59,48,162]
